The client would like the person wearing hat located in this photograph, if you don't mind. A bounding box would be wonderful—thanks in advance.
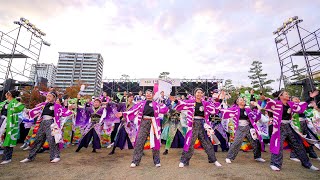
[170,88,222,168]
[0,90,25,165]
[116,89,169,168]
[20,91,72,163]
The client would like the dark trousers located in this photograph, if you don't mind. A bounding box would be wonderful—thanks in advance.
[2,147,13,160]
[113,123,133,151]
[110,123,120,143]
[214,130,229,152]
[180,119,217,165]
[132,120,160,165]
[271,124,312,169]
[290,120,318,159]
[18,123,30,143]
[28,119,60,161]
[227,125,261,160]
[77,128,101,150]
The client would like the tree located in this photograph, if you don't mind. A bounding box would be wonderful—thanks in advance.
[65,80,87,98]
[159,72,170,79]
[223,79,235,93]
[285,84,303,99]
[21,84,48,109]
[277,65,305,99]
[225,85,251,105]
[248,60,275,93]
[120,74,130,81]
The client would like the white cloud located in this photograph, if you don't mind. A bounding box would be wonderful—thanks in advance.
[0,0,319,91]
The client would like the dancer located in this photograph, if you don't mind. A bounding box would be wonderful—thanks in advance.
[172,88,222,168]
[100,91,110,104]
[20,91,72,163]
[110,96,125,147]
[19,109,34,149]
[75,99,105,153]
[116,89,169,168]
[221,97,265,164]
[0,90,24,165]
[56,98,74,148]
[161,97,187,155]
[290,96,320,161]
[109,93,135,155]
[68,93,87,145]
[266,90,318,171]
[211,116,229,152]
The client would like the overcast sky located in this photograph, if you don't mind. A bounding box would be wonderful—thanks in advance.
[1,0,319,88]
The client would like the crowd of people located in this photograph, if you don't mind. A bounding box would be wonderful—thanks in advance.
[0,86,319,172]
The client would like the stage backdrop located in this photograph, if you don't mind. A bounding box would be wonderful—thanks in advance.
[139,79,180,87]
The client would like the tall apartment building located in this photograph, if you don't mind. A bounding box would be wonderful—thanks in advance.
[55,52,104,95]
[29,63,57,86]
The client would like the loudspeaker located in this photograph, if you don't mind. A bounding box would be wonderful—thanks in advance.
[3,79,15,91]
[1,79,15,101]
[302,78,314,101]
[38,77,48,87]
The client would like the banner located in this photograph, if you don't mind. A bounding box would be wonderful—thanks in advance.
[153,80,172,101]
[139,79,180,86]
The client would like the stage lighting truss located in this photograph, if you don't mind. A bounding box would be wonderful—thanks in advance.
[102,79,222,98]
[273,16,320,92]
[0,17,50,89]
[273,16,303,36]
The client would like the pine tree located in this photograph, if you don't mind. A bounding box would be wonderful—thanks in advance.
[248,61,274,92]
[159,72,170,79]
[223,79,235,93]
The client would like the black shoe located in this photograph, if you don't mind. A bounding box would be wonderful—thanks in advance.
[108,151,115,155]
[163,150,168,155]
[92,149,97,153]
[75,148,80,152]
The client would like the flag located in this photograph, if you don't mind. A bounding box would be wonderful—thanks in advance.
[153,80,172,101]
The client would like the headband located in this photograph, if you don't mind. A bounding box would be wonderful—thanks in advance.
[278,91,284,97]
[194,88,204,94]
[49,91,57,98]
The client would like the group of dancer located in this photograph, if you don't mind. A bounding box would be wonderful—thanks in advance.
[0,86,319,172]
